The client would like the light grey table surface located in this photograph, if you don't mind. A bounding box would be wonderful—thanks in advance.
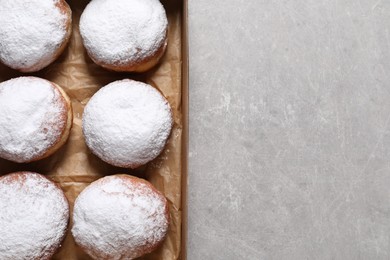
[188,1,390,259]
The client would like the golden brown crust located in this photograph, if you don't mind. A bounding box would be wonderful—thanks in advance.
[88,33,168,73]
[52,0,73,63]
[22,79,73,163]
[113,175,170,258]
[34,82,73,161]
[118,175,170,256]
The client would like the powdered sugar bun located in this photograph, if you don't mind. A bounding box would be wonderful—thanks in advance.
[0,172,69,260]
[80,0,168,72]
[82,79,173,168]
[0,77,73,163]
[72,174,169,260]
[0,0,72,72]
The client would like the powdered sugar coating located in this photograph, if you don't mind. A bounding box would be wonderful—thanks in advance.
[82,79,173,168]
[0,172,69,260]
[0,0,70,72]
[79,0,167,68]
[0,77,68,163]
[72,175,169,260]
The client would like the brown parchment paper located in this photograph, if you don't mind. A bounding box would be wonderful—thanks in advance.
[0,0,185,259]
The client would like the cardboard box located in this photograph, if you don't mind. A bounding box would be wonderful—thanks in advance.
[0,0,188,259]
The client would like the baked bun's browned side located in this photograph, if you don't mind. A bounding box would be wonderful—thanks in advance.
[0,0,72,72]
[79,0,168,73]
[90,34,168,73]
[72,174,170,260]
[23,0,73,73]
[0,77,73,163]
[34,81,73,162]
[0,172,69,260]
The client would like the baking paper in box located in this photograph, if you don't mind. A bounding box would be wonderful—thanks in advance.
[0,0,185,259]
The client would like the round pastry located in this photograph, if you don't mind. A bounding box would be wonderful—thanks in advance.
[80,0,168,72]
[0,0,72,72]
[72,175,169,260]
[0,77,73,163]
[0,172,69,260]
[82,79,173,168]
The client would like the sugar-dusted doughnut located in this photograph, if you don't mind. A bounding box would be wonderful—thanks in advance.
[0,172,69,260]
[82,79,173,168]
[0,0,72,72]
[0,77,73,163]
[80,0,168,72]
[72,175,169,259]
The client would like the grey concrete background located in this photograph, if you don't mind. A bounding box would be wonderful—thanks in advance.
[188,1,390,259]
